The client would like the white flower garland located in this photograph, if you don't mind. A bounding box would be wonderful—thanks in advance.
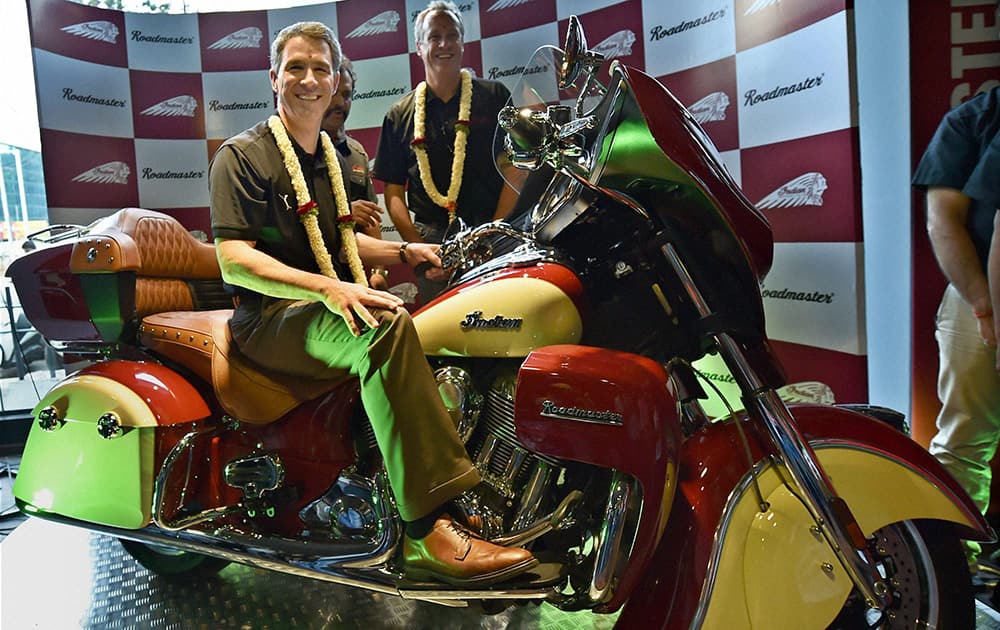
[412,69,472,225]
[267,115,367,287]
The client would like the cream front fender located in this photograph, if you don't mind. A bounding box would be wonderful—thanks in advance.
[700,444,985,630]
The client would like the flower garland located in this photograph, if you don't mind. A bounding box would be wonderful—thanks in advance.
[267,115,367,287]
[411,69,472,225]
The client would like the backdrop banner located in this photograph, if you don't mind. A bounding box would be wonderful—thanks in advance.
[27,0,864,404]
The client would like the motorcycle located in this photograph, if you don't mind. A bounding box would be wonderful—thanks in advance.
[8,17,991,629]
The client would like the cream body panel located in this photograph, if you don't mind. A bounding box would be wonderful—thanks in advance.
[414,276,583,357]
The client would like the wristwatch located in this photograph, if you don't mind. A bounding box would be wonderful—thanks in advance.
[398,241,410,264]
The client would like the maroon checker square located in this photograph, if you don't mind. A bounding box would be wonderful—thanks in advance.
[561,0,644,87]
[659,55,738,152]
[735,0,845,53]
[40,129,138,209]
[770,340,869,405]
[207,138,225,163]
[337,0,408,61]
[408,40,483,86]
[199,11,269,72]
[478,0,556,39]
[29,0,127,68]
[130,70,206,140]
[739,128,861,243]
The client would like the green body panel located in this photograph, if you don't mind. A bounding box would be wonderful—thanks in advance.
[14,419,154,529]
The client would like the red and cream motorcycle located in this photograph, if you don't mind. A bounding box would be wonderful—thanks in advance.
[9,17,989,629]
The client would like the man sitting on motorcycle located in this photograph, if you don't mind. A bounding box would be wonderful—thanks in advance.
[208,20,537,587]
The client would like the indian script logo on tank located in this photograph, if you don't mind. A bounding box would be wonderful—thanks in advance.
[140,95,198,118]
[346,10,401,37]
[207,27,262,50]
[71,161,131,185]
[460,311,523,330]
[60,21,120,44]
[689,92,730,124]
[756,172,828,209]
[744,0,780,15]
[592,30,636,59]
[487,0,533,11]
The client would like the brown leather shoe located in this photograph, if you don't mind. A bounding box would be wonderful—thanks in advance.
[403,514,537,587]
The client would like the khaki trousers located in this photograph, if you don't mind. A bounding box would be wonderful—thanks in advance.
[230,298,480,521]
[929,284,1000,517]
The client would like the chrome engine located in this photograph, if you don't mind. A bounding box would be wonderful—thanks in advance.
[435,366,567,541]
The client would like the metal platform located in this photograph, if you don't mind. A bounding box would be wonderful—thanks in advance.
[2,517,1000,629]
[0,518,618,629]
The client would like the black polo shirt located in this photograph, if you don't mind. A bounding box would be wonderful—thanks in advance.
[210,118,352,291]
[913,86,1000,270]
[372,77,510,229]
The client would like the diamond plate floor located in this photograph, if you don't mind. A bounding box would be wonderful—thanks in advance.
[0,518,618,629]
[2,517,999,629]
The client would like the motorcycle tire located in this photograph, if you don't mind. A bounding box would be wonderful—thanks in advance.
[828,519,973,629]
[119,538,230,580]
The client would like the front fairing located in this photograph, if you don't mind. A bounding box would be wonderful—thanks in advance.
[500,47,774,351]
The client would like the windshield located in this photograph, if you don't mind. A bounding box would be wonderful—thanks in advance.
[493,45,605,193]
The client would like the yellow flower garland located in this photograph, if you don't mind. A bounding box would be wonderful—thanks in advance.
[267,115,367,287]
[412,69,472,225]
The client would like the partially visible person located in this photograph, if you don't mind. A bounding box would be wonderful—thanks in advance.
[372,0,518,301]
[209,21,537,587]
[913,84,1000,571]
[321,57,387,290]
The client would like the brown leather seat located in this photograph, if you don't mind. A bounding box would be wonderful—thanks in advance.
[78,208,342,424]
[140,310,344,424]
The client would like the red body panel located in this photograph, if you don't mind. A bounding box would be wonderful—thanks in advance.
[82,360,211,425]
[514,344,680,612]
[153,381,362,537]
[623,64,773,280]
[615,404,990,630]
[5,242,99,342]
[416,262,586,316]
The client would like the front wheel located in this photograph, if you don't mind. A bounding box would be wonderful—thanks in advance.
[829,519,973,629]
[120,539,230,579]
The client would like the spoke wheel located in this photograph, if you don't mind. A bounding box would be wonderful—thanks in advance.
[120,538,230,580]
[828,519,973,629]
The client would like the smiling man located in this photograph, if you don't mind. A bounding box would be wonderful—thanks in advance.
[373,0,517,302]
[209,21,536,587]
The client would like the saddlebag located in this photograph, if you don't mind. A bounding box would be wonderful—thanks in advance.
[14,361,210,529]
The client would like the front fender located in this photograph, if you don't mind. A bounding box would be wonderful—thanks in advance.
[616,404,991,630]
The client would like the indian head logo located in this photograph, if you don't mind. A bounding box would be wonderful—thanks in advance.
[61,21,120,44]
[756,172,828,209]
[592,30,636,59]
[744,0,780,16]
[346,11,401,37]
[689,92,730,125]
[207,27,263,50]
[72,161,131,185]
[777,381,835,405]
[141,95,198,118]
[487,0,533,11]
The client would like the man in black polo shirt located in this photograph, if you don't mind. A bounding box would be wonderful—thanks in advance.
[372,0,517,302]
[913,85,1000,570]
[210,21,536,587]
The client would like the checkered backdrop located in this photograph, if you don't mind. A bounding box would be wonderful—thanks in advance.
[27,0,864,410]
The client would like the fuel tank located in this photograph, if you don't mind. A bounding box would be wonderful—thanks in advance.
[413,262,584,357]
